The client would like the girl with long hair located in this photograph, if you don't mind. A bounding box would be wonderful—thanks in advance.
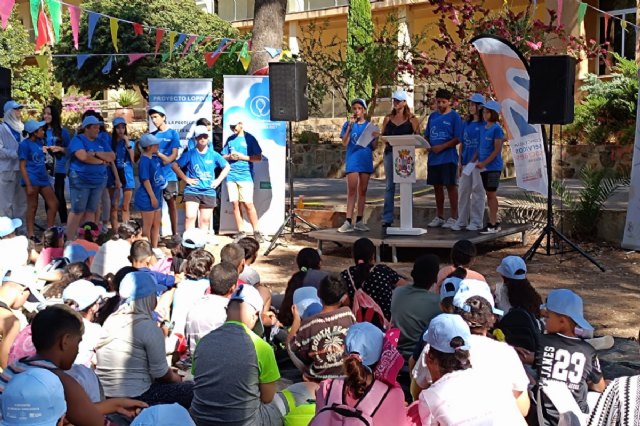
[109,117,135,229]
[43,104,71,224]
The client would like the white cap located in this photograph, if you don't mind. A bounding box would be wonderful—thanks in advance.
[193,125,209,138]
[62,279,114,311]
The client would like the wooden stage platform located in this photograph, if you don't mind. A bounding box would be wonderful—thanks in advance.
[309,224,529,263]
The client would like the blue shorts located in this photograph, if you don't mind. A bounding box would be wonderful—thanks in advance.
[427,163,458,186]
[69,172,106,213]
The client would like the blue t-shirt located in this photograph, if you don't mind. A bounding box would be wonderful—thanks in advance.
[177,146,228,196]
[478,123,505,172]
[68,134,110,186]
[45,128,71,175]
[221,132,262,182]
[18,138,50,187]
[461,120,485,165]
[152,128,181,182]
[134,155,166,211]
[340,121,375,174]
[425,110,463,166]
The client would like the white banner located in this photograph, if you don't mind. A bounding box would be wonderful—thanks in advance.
[621,69,640,249]
[220,75,286,236]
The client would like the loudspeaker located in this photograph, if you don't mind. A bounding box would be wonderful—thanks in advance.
[0,67,10,119]
[269,62,309,122]
[528,56,576,125]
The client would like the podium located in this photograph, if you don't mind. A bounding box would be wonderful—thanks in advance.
[384,135,430,236]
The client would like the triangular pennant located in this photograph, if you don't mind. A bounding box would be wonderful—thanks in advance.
[198,36,214,48]
[577,2,587,26]
[35,54,48,71]
[29,0,39,37]
[204,42,229,68]
[109,17,119,52]
[238,51,251,71]
[102,55,114,74]
[161,52,170,62]
[621,19,628,32]
[87,12,101,49]
[132,22,143,36]
[0,0,15,30]
[603,14,610,40]
[155,28,165,57]
[228,40,241,56]
[168,31,176,58]
[194,35,205,46]
[239,41,249,59]
[35,9,51,51]
[265,47,281,58]
[181,35,197,57]
[556,0,563,27]
[77,54,90,70]
[128,53,146,64]
[45,0,61,41]
[173,33,187,51]
[67,5,80,50]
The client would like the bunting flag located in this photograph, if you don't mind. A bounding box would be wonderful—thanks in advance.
[621,19,628,32]
[168,31,176,58]
[87,12,101,49]
[45,0,61,41]
[29,0,39,37]
[132,22,143,36]
[76,54,90,69]
[35,54,48,71]
[155,28,164,57]
[577,2,587,25]
[109,17,119,52]
[35,9,51,51]
[603,14,610,40]
[173,33,187,51]
[265,47,281,58]
[204,42,229,68]
[238,41,251,71]
[161,52,170,62]
[556,0,563,27]
[181,35,197,57]
[127,53,145,64]
[102,55,114,74]
[0,0,15,30]
[68,4,80,50]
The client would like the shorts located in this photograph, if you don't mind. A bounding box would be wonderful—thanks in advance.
[227,180,254,203]
[427,163,458,186]
[481,171,501,192]
[183,193,217,208]
[69,173,106,214]
[163,181,179,201]
[117,168,127,189]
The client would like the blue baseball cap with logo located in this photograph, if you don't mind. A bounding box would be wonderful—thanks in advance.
[81,116,103,128]
[496,255,527,280]
[423,313,471,353]
[541,289,593,331]
[148,105,166,117]
[3,100,23,114]
[139,133,160,148]
[468,93,486,104]
[112,117,127,127]
[345,322,384,368]
[0,217,22,238]
[24,120,47,135]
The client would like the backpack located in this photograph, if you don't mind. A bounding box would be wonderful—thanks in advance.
[495,307,542,352]
[346,267,389,330]
[309,378,391,426]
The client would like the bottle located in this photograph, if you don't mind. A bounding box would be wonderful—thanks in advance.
[297,195,305,209]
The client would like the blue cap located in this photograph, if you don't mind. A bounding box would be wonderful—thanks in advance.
[483,100,501,113]
[23,120,47,135]
[422,313,471,353]
[112,117,127,127]
[452,278,504,316]
[3,100,23,114]
[345,322,384,367]
[292,287,323,320]
[496,255,527,280]
[119,271,157,302]
[541,289,592,331]
[0,368,66,426]
[148,105,166,117]
[468,93,486,104]
[0,217,22,238]
[392,90,408,101]
[439,276,462,301]
[81,116,103,128]
[63,244,96,264]
[131,404,195,426]
[230,284,264,314]
[351,98,367,110]
[139,133,160,148]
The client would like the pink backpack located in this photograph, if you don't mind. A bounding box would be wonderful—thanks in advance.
[310,379,391,426]
[346,268,389,330]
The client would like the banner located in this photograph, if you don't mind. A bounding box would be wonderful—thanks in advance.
[148,78,213,236]
[220,75,287,236]
[471,35,548,196]
[621,69,640,249]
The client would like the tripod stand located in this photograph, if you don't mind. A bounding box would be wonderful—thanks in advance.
[523,124,605,271]
[264,122,317,256]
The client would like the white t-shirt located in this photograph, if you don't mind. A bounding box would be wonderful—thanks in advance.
[90,239,131,277]
[419,369,526,425]
[75,319,103,368]
[0,236,29,270]
[238,265,260,286]
[170,278,210,336]
[185,294,229,354]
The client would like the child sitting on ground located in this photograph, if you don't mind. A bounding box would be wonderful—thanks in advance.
[35,226,65,270]
[129,240,177,296]
[435,239,485,292]
[237,237,261,286]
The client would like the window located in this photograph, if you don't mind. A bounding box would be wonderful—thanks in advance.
[598,0,637,75]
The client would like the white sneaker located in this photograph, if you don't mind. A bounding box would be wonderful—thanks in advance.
[450,222,463,231]
[427,217,446,227]
[441,218,457,229]
[337,220,354,233]
[466,224,482,231]
[354,221,369,232]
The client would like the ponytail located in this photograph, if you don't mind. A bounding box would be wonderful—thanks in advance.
[343,355,370,399]
[352,238,375,289]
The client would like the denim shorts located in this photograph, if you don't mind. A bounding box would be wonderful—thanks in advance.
[69,172,106,213]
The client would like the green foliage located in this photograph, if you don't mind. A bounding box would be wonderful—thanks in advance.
[53,0,242,96]
[111,90,142,108]
[346,0,373,102]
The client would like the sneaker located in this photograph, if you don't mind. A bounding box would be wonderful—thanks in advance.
[494,222,502,232]
[479,224,499,234]
[337,220,354,233]
[441,218,457,229]
[466,224,482,231]
[354,221,369,232]
[427,216,446,227]
[253,231,265,243]
[450,222,463,231]
[232,232,247,242]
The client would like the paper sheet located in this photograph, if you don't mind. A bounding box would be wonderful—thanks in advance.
[462,162,477,176]
[357,123,379,147]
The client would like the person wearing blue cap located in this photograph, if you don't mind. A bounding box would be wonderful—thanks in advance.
[105,117,133,231]
[452,93,487,231]
[477,99,505,234]
[134,133,165,248]
[19,120,59,242]
[0,100,27,229]
[337,98,379,233]
[43,104,71,225]
[148,106,181,236]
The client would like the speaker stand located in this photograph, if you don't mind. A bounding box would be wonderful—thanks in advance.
[264,122,318,256]
[523,124,605,271]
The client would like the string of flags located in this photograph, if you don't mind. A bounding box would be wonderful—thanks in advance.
[531,0,639,32]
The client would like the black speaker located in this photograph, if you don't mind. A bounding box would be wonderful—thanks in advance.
[528,56,575,125]
[0,67,10,119]
[269,62,309,122]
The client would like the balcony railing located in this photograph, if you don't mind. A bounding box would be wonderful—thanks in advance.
[211,0,370,22]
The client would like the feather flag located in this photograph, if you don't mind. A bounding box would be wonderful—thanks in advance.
[76,54,90,70]
[45,0,61,41]
[0,0,15,30]
[181,35,197,57]
[35,9,51,51]
[128,53,146,64]
[109,18,119,52]
[68,5,80,50]
[87,12,101,49]
[577,2,587,26]
[132,22,143,36]
[155,28,165,57]
[102,55,114,74]
[29,0,39,37]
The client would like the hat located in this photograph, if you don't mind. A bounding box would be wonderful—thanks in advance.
[181,228,207,249]
[351,98,367,110]
[230,284,264,314]
[112,117,126,127]
[131,404,195,426]
[193,125,209,138]
[392,90,408,102]
[345,322,385,367]
[148,106,166,117]
[423,313,471,353]
[440,276,462,301]
[468,93,486,104]
[81,116,103,128]
[541,289,593,331]
[3,100,23,114]
[452,278,504,316]
[2,267,47,305]
[0,368,66,426]
[23,120,46,135]
[483,100,501,114]
[139,133,160,148]
[62,279,114,311]
[496,255,527,280]
[119,271,157,302]
[63,244,96,264]
[292,287,323,320]
[0,217,22,238]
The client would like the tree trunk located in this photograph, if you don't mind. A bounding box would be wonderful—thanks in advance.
[249,0,287,75]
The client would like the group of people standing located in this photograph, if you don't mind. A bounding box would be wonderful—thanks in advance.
[338,88,505,235]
